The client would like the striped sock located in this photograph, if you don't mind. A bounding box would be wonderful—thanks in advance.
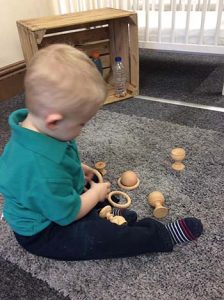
[166,218,203,245]
[112,208,123,217]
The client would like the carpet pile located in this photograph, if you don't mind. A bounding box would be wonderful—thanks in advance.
[0,108,223,300]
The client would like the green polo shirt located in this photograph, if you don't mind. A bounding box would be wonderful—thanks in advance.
[0,109,85,236]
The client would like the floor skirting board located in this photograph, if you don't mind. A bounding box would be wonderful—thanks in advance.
[0,61,25,101]
[136,95,224,112]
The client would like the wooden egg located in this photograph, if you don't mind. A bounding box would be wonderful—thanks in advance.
[118,170,140,190]
[120,171,138,187]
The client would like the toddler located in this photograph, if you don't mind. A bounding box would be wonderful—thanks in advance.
[0,44,203,260]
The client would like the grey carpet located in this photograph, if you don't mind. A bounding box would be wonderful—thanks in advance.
[103,97,224,133]
[139,49,224,107]
[0,257,69,300]
[0,108,223,300]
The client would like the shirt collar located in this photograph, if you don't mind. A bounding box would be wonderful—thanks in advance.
[9,109,69,164]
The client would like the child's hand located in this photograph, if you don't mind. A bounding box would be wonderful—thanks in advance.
[78,180,111,220]
[82,163,94,183]
[90,181,111,202]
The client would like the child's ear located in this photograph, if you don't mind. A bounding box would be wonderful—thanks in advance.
[45,113,63,130]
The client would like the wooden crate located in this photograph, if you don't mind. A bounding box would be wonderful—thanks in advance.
[17,8,139,104]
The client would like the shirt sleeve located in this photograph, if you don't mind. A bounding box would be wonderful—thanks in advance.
[28,179,81,226]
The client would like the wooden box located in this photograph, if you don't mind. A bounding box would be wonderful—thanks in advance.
[17,8,139,104]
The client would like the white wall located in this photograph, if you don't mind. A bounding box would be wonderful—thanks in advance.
[0,0,59,68]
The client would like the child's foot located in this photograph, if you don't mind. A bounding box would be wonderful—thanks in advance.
[112,208,137,225]
[165,218,203,245]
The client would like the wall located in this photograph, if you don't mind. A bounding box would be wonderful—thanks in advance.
[0,0,59,68]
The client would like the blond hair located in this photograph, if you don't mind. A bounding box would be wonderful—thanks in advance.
[24,44,107,117]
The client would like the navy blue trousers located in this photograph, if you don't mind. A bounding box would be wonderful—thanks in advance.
[14,207,173,260]
[14,175,173,260]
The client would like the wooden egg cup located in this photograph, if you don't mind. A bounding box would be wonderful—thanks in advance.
[171,148,186,171]
[107,191,132,209]
[95,161,107,176]
[99,205,127,225]
[117,177,140,191]
[148,191,169,219]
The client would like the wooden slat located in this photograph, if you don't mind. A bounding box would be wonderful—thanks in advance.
[109,18,130,81]
[108,19,116,68]
[17,8,136,31]
[129,14,139,95]
[28,31,39,56]
[17,23,34,64]
[40,27,109,48]
[45,20,111,35]
[79,41,110,56]
[105,83,135,105]
[34,29,46,44]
